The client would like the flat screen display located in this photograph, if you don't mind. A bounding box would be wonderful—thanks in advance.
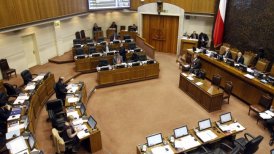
[198,119,211,131]
[28,133,35,150]
[220,112,232,124]
[146,133,163,147]
[80,103,86,115]
[88,0,130,10]
[174,126,188,138]
[88,116,97,129]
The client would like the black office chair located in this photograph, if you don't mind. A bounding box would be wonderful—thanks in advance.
[212,74,222,87]
[21,70,36,85]
[206,143,240,154]
[73,39,81,45]
[75,48,85,56]
[123,35,131,40]
[75,31,81,39]
[97,37,104,43]
[197,69,206,80]
[88,47,96,55]
[128,42,136,50]
[3,83,21,97]
[234,133,263,154]
[46,99,65,121]
[80,30,86,39]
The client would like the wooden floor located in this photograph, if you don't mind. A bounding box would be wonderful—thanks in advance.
[4,52,273,154]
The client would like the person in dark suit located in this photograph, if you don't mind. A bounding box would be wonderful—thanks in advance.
[190,53,201,74]
[223,47,232,59]
[190,31,198,39]
[266,118,274,145]
[129,24,138,32]
[198,33,209,48]
[93,23,100,32]
[0,104,11,134]
[109,22,118,33]
[253,47,265,66]
[235,52,244,64]
[119,43,127,62]
[55,77,67,104]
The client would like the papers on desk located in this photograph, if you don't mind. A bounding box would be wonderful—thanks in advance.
[6,129,20,140]
[151,145,174,154]
[7,114,21,121]
[66,84,79,93]
[72,118,83,126]
[14,94,29,105]
[67,111,79,119]
[259,110,274,119]
[8,123,25,132]
[77,129,90,139]
[187,76,194,81]
[247,68,254,73]
[32,75,44,81]
[196,130,217,143]
[25,82,36,90]
[195,82,203,86]
[244,74,254,79]
[217,122,245,132]
[174,135,200,150]
[67,97,80,103]
[6,136,28,154]
[181,73,188,77]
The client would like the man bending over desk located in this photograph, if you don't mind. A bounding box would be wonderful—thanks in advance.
[55,77,67,104]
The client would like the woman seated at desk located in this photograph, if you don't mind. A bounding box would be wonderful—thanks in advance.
[62,116,80,152]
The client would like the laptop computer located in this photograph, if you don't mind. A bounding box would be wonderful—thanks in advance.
[87,116,97,130]
[146,133,163,147]
[198,119,212,131]
[174,125,189,139]
[220,112,232,124]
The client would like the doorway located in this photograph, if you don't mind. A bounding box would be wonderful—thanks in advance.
[22,34,40,68]
[142,14,179,54]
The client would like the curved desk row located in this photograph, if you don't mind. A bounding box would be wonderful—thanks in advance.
[97,62,160,88]
[6,72,55,153]
[199,54,274,105]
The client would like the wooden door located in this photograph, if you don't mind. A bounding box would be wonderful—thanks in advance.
[142,14,179,54]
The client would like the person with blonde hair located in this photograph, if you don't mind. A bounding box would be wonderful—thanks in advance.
[62,115,80,152]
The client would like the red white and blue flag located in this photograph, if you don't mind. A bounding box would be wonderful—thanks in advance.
[213,0,227,47]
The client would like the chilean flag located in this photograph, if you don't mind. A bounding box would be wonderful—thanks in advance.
[213,0,227,47]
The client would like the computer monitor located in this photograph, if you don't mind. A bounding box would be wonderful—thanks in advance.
[238,64,247,72]
[80,103,86,115]
[116,64,126,69]
[134,48,141,52]
[174,125,188,139]
[87,116,97,129]
[226,58,235,67]
[146,133,163,147]
[124,35,131,40]
[87,42,95,47]
[92,53,101,57]
[147,60,155,64]
[220,112,232,124]
[28,133,35,150]
[100,41,106,46]
[125,39,132,43]
[113,40,120,44]
[24,117,29,129]
[106,52,115,55]
[76,55,85,59]
[198,119,212,131]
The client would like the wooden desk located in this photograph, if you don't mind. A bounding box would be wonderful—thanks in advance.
[199,54,274,105]
[93,31,103,41]
[75,53,133,72]
[180,39,198,55]
[179,73,223,112]
[106,28,116,39]
[97,63,160,88]
[119,30,138,40]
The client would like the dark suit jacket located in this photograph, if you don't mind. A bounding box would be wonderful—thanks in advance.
[119,47,127,62]
[110,24,117,33]
[223,51,232,59]
[0,107,10,122]
[191,58,201,69]
[55,81,67,101]
[190,33,198,39]
[235,56,244,64]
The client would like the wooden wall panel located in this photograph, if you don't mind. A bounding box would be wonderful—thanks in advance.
[0,1,19,28]
[130,0,216,14]
[191,0,216,14]
[13,0,41,23]
[37,0,61,19]
[143,14,178,54]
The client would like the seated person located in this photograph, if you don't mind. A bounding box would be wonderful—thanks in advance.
[235,52,244,64]
[198,32,209,48]
[93,23,101,32]
[62,116,80,152]
[129,24,138,31]
[190,31,198,39]
[223,47,232,59]
[0,103,11,134]
[54,77,67,104]
[109,21,118,33]
[113,53,123,65]
[119,43,127,62]
[189,53,201,74]
[267,118,274,145]
[253,47,265,66]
